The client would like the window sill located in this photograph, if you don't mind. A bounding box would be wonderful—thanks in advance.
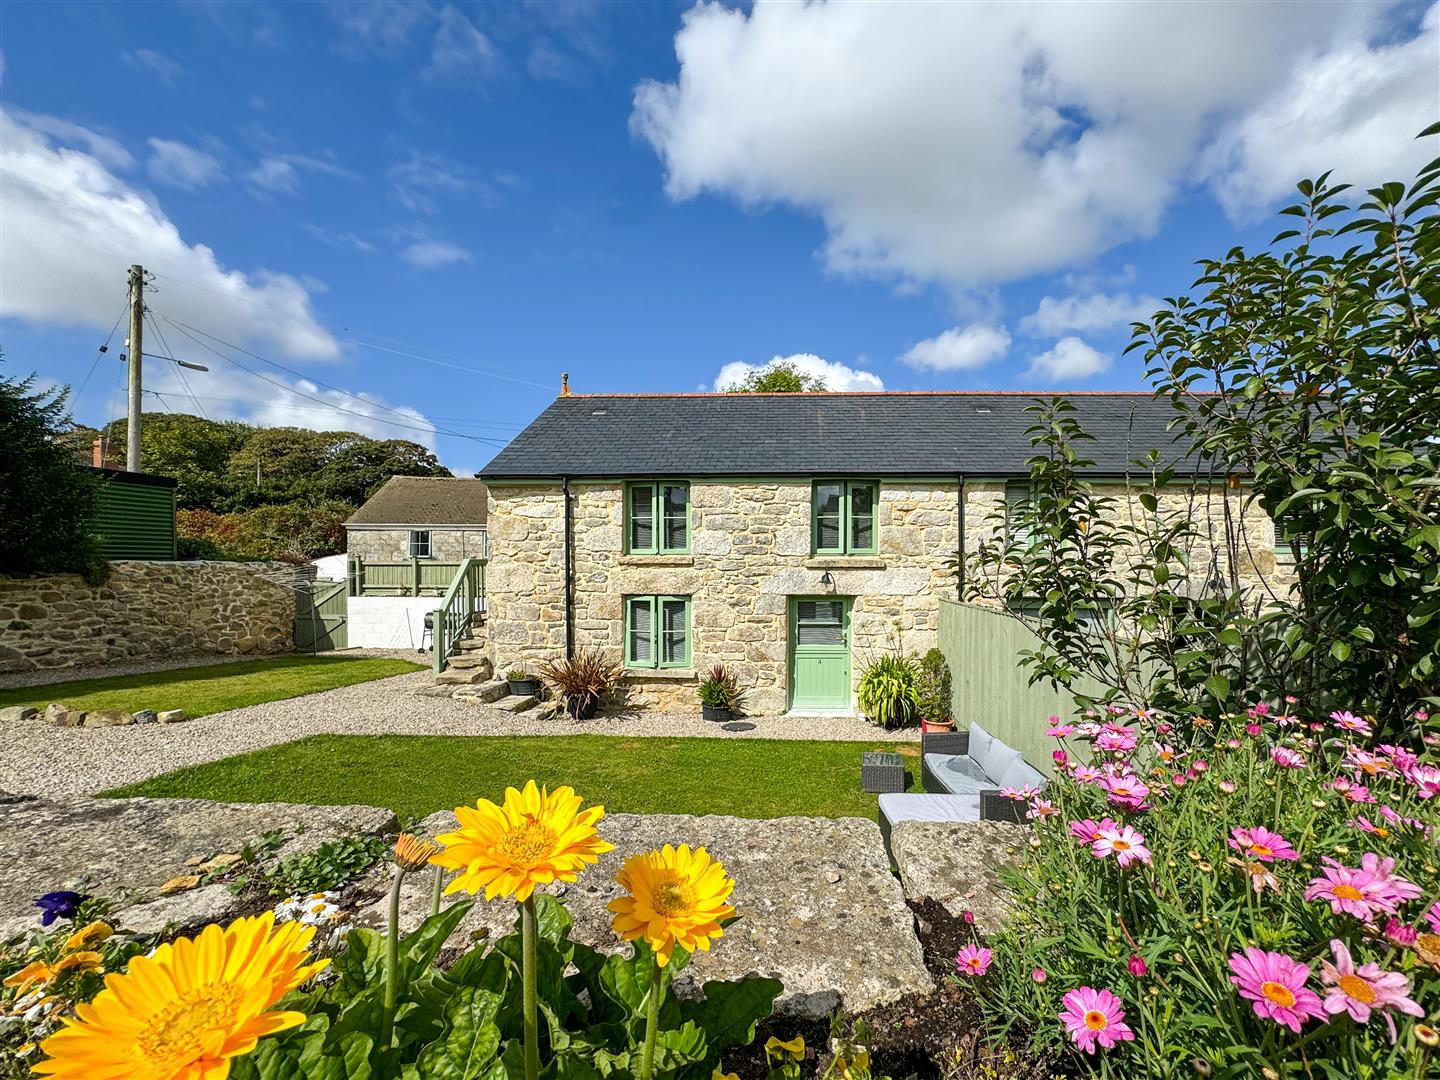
[621,667,697,681]
[618,554,694,567]
[804,557,886,569]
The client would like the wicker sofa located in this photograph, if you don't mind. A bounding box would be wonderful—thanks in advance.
[877,721,1045,853]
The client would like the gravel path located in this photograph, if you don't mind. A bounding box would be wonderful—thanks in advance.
[0,648,424,690]
[0,670,917,799]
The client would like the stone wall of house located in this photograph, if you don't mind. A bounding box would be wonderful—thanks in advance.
[486,479,1295,716]
[0,561,298,674]
[346,527,487,563]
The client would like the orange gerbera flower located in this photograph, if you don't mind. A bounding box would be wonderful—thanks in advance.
[434,781,613,902]
[33,913,326,1080]
[609,844,736,966]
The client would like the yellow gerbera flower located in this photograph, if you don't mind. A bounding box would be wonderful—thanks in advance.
[33,913,327,1080]
[434,781,614,902]
[62,920,112,953]
[50,951,103,977]
[3,960,52,997]
[608,844,736,967]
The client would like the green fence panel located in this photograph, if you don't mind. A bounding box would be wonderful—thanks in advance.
[93,476,176,560]
[937,599,1110,767]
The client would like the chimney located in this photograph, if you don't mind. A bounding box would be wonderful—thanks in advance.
[560,372,571,397]
[92,437,104,468]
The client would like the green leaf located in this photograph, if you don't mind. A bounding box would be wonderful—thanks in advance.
[403,900,476,978]
[1330,639,1352,661]
[414,986,504,1080]
[679,977,783,1052]
[1203,674,1231,700]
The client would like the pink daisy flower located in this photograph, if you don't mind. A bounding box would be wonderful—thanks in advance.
[1072,765,1103,784]
[1331,710,1373,736]
[1046,723,1075,738]
[1405,764,1440,800]
[1227,827,1298,863]
[1384,918,1418,948]
[1069,818,1103,844]
[1155,743,1180,764]
[1304,854,1422,920]
[1026,798,1060,821]
[1345,748,1391,777]
[1428,902,1440,934]
[1091,823,1152,868]
[1343,784,1377,805]
[1100,772,1150,812]
[1059,986,1134,1054]
[1270,747,1307,770]
[1095,731,1137,753]
[1319,939,1423,1041]
[955,944,992,976]
[1228,948,1326,1033]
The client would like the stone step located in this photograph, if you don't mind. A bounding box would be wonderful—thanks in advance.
[445,654,490,670]
[454,637,487,651]
[495,693,539,713]
[452,679,509,705]
[434,668,488,686]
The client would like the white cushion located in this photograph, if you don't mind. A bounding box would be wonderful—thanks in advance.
[879,792,981,824]
[966,721,996,772]
[982,745,1024,785]
[923,755,990,796]
[998,757,1046,791]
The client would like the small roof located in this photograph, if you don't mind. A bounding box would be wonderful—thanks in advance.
[480,392,1197,479]
[345,476,488,527]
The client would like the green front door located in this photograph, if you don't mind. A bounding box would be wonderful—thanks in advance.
[788,597,852,711]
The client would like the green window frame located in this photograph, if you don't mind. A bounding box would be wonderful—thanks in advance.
[623,595,691,669]
[625,481,690,554]
[811,480,878,555]
[1004,480,1034,550]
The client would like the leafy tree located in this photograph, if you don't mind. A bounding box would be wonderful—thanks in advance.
[177,501,351,562]
[223,427,354,510]
[319,438,449,505]
[723,359,828,393]
[0,355,107,583]
[102,414,252,508]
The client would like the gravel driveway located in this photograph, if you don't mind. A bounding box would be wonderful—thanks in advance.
[0,670,916,799]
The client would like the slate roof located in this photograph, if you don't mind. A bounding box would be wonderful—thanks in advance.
[480,392,1198,479]
[345,476,488,526]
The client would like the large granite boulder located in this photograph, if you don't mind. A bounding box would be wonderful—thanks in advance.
[888,819,1027,933]
[0,796,398,938]
[357,812,931,1018]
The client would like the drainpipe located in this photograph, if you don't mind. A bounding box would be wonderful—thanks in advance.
[562,476,575,660]
[955,475,966,600]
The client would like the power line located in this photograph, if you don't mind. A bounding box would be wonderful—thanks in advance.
[74,303,129,405]
[145,310,208,419]
[344,336,554,390]
[159,316,510,446]
[150,393,523,429]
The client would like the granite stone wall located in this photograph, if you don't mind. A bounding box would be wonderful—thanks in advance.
[484,480,1293,715]
[346,527,487,563]
[0,561,298,674]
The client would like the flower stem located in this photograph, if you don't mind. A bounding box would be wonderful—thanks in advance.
[639,953,663,1080]
[380,867,404,1050]
[430,866,443,918]
[521,895,540,1080]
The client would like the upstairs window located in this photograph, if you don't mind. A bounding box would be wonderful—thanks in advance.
[812,481,878,555]
[1004,481,1035,550]
[624,595,691,668]
[408,530,432,558]
[626,482,690,554]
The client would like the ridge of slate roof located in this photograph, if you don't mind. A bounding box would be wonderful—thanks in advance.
[479,391,1198,479]
[345,476,488,526]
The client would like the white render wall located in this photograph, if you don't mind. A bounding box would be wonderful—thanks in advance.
[346,596,440,651]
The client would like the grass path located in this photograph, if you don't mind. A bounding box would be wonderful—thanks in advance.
[107,733,922,819]
[0,656,424,719]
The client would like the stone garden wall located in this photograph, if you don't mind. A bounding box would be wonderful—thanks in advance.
[485,479,1295,715]
[0,560,298,674]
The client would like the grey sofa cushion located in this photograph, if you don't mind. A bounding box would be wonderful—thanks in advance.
[923,754,990,796]
[981,744,1023,785]
[878,792,981,825]
[966,721,997,773]
[998,757,1046,791]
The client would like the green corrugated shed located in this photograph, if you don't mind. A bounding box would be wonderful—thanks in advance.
[90,468,177,559]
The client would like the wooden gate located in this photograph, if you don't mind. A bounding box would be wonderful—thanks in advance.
[295,578,348,651]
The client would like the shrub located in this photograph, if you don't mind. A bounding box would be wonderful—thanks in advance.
[916,648,952,724]
[268,833,390,897]
[974,701,1439,1077]
[698,663,744,714]
[538,649,623,717]
[858,653,921,729]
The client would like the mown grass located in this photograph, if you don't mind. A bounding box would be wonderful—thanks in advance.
[106,734,921,820]
[0,655,424,719]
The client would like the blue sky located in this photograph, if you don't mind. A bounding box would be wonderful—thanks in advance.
[2,1,1436,473]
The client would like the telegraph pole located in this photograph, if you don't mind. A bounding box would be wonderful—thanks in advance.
[126,264,145,472]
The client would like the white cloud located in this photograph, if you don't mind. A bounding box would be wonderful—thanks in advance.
[146,138,223,190]
[1027,336,1109,381]
[633,1,1436,289]
[303,224,378,253]
[326,0,431,56]
[400,239,474,269]
[712,353,884,392]
[900,324,1011,372]
[123,48,188,88]
[427,5,498,79]
[245,157,299,194]
[1019,292,1160,337]
[388,150,481,214]
[1,109,338,360]
[1205,3,1440,221]
[5,108,133,170]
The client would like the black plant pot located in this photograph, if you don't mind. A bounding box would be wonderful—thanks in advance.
[507,678,540,696]
[566,697,597,720]
[701,704,732,723]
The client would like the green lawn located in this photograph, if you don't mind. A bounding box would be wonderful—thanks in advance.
[106,734,922,819]
[0,655,425,718]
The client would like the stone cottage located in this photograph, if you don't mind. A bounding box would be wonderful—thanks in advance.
[345,476,488,564]
[477,392,1291,715]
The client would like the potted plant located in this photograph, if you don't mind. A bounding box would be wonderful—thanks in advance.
[916,647,955,732]
[697,664,742,722]
[505,669,541,697]
[537,650,622,720]
[857,652,921,730]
